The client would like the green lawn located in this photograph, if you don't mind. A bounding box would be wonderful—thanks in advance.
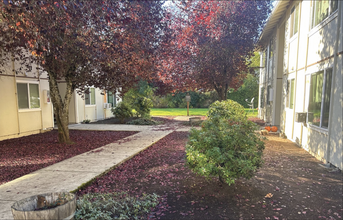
[151,108,208,116]
[151,108,258,117]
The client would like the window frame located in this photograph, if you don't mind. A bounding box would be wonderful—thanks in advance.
[311,0,338,29]
[268,39,274,80]
[307,68,333,129]
[290,3,300,38]
[260,87,265,108]
[286,79,295,109]
[16,81,41,110]
[106,90,116,107]
[85,88,96,105]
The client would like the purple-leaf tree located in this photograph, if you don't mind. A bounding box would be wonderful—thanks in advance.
[159,1,272,100]
[0,0,169,143]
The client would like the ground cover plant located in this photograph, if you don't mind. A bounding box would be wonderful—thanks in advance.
[76,131,342,220]
[0,130,137,185]
[75,192,159,220]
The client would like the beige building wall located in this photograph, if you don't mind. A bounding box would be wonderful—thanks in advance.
[0,74,19,138]
[259,0,342,169]
[0,58,54,141]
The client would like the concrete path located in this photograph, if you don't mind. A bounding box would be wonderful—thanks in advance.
[0,120,194,220]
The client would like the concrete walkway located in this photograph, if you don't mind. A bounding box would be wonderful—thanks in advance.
[0,120,193,220]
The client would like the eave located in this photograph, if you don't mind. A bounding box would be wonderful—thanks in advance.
[258,0,291,47]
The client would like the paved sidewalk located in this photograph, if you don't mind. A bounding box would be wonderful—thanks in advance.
[0,123,186,219]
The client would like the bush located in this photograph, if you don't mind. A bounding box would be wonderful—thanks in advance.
[207,99,247,122]
[111,102,133,123]
[75,192,159,220]
[186,100,265,185]
[132,97,153,118]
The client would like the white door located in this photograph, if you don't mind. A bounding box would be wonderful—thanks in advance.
[301,75,311,149]
[285,77,295,139]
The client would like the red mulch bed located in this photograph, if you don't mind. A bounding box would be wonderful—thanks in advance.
[77,131,342,220]
[0,130,137,185]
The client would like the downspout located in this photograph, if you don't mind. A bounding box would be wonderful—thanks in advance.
[74,90,79,123]
[327,0,342,165]
[292,2,301,142]
[12,55,21,135]
[265,46,269,122]
[38,67,44,131]
[104,90,106,119]
[84,95,86,121]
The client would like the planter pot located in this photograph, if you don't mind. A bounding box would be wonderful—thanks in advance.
[11,192,76,220]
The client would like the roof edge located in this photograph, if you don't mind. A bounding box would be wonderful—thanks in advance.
[258,0,290,46]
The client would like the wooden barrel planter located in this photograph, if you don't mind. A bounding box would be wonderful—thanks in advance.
[11,192,76,220]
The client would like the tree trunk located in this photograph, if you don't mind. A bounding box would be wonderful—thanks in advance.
[215,87,228,101]
[55,107,71,144]
[48,71,74,144]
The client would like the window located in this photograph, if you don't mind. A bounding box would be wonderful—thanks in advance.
[311,0,338,28]
[308,68,332,128]
[85,88,96,105]
[289,79,295,109]
[290,3,300,37]
[267,85,271,105]
[107,91,116,107]
[262,49,267,68]
[260,87,264,108]
[17,83,40,109]
[268,39,274,80]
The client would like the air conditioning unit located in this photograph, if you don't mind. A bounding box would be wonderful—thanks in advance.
[103,103,108,109]
[107,103,112,109]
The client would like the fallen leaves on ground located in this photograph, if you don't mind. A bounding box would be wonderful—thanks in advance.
[77,131,342,220]
[0,130,137,185]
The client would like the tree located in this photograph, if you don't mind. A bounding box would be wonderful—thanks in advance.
[0,1,169,143]
[227,52,261,107]
[159,1,272,100]
[227,73,259,108]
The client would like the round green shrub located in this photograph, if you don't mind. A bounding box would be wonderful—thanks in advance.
[111,102,133,123]
[207,99,246,122]
[186,100,265,185]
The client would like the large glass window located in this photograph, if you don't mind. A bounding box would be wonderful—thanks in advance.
[289,79,295,109]
[312,0,338,28]
[286,79,295,109]
[290,3,299,37]
[17,83,40,109]
[268,40,274,80]
[85,88,96,105]
[308,69,332,128]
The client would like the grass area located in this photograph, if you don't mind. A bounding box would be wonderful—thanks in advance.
[151,108,208,116]
[151,108,258,117]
